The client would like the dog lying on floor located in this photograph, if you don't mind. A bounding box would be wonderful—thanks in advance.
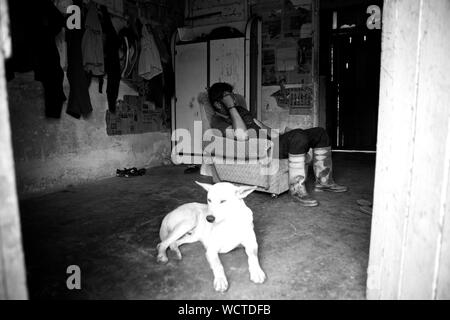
[156,181,266,292]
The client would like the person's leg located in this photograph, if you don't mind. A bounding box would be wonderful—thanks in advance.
[303,127,330,149]
[303,127,347,193]
[278,129,318,207]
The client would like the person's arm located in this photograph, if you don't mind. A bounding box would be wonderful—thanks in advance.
[228,106,248,141]
[253,118,271,131]
[254,118,294,135]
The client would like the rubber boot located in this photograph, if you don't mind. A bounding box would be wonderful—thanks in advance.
[313,147,348,193]
[289,153,318,207]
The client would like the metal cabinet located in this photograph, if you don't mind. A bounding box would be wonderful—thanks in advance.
[209,37,246,98]
[172,18,262,164]
[173,37,246,164]
[173,42,208,164]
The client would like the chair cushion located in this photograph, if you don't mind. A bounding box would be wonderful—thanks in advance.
[203,134,272,161]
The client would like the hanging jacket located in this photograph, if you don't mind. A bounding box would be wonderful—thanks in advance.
[82,2,104,76]
[66,0,93,119]
[138,25,162,81]
[100,5,121,113]
[7,0,66,117]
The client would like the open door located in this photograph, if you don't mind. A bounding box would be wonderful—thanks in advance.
[330,28,381,150]
[321,2,383,151]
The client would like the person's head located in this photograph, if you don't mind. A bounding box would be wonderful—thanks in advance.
[208,82,236,114]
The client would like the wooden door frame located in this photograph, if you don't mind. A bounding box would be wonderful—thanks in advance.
[0,0,28,300]
[367,0,450,299]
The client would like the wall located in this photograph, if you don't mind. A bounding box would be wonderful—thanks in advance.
[251,0,318,131]
[185,0,247,27]
[7,73,171,197]
[367,0,450,299]
[179,0,248,41]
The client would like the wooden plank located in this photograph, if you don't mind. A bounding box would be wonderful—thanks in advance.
[368,0,450,299]
[399,0,450,299]
[0,0,28,299]
[436,123,450,299]
[312,0,319,127]
[366,0,422,299]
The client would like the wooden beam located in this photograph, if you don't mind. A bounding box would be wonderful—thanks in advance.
[0,0,28,300]
[398,0,450,299]
[367,0,450,300]
[366,0,422,299]
[312,0,320,127]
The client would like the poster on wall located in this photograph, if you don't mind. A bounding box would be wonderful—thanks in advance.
[253,0,313,88]
[106,95,164,136]
[276,46,297,72]
[297,37,312,74]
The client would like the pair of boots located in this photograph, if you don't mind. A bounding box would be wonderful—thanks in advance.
[289,147,347,207]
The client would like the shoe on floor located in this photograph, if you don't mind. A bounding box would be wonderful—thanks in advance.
[314,182,348,193]
[359,206,372,215]
[356,199,372,207]
[291,193,319,207]
[184,165,200,174]
[116,167,146,177]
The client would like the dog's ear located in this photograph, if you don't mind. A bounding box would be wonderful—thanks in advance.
[195,181,213,193]
[236,185,258,199]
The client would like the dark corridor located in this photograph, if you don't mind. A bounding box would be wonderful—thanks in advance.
[321,2,382,151]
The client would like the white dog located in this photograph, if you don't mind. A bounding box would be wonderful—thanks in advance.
[156,181,266,292]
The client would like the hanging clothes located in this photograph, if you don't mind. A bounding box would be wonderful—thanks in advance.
[152,28,171,65]
[138,25,163,81]
[82,2,104,76]
[56,29,68,72]
[66,0,93,119]
[5,0,37,79]
[34,0,67,118]
[118,26,139,80]
[100,5,121,113]
[6,0,66,117]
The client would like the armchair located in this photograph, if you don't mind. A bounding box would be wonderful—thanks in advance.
[197,92,289,196]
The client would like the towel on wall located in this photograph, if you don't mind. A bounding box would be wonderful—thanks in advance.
[82,2,104,76]
[138,25,162,81]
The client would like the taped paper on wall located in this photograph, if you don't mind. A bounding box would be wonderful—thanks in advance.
[106,95,163,135]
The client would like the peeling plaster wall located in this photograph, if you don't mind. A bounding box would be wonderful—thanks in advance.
[7,72,171,197]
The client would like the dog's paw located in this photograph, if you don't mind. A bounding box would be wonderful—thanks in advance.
[174,251,183,260]
[156,254,169,264]
[214,276,229,293]
[250,268,266,284]
[170,245,183,260]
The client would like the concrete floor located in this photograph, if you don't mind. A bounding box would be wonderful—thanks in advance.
[19,153,375,300]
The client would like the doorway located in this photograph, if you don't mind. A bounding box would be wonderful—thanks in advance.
[321,2,382,151]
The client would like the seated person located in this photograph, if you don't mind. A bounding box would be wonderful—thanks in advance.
[208,82,347,207]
